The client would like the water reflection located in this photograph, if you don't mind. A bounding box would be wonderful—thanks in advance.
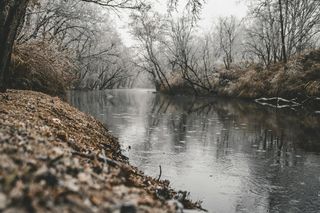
[68,89,320,213]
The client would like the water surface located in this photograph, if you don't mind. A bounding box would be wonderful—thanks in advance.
[68,89,320,213]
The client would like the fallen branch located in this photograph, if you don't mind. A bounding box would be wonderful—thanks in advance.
[71,151,144,177]
[255,97,301,109]
[71,151,120,167]
[157,165,162,181]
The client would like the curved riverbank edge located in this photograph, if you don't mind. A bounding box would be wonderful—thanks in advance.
[160,49,320,109]
[0,90,202,212]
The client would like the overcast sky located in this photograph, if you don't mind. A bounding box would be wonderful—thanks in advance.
[199,0,248,30]
[114,0,248,46]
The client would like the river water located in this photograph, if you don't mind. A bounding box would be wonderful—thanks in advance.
[68,89,320,213]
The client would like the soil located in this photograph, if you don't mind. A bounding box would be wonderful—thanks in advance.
[0,90,202,213]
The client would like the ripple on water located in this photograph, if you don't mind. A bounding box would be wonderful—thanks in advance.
[68,89,320,213]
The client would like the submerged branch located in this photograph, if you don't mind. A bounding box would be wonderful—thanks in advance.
[255,97,301,109]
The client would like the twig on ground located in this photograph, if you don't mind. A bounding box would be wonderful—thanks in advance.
[71,151,120,167]
[157,165,162,181]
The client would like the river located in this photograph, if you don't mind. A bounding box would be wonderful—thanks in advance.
[67,89,320,213]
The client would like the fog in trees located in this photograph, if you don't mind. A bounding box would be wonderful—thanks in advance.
[128,0,319,94]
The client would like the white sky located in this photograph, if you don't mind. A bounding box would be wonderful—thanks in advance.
[114,0,248,46]
[199,0,248,30]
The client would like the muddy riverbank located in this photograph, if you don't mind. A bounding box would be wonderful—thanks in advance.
[0,90,201,212]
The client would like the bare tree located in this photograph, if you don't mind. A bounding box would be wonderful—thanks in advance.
[217,16,240,69]
[0,0,141,91]
[11,0,137,90]
[168,0,204,20]
[0,0,30,91]
[166,16,214,94]
[130,8,172,91]
[245,0,320,66]
[278,0,286,63]
[0,0,204,91]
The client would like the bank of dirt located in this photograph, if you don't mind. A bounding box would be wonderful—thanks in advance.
[0,90,201,212]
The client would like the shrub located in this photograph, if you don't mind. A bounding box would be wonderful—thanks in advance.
[8,42,75,97]
[162,49,320,99]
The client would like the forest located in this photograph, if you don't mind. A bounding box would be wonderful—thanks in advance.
[129,0,320,101]
[1,0,319,99]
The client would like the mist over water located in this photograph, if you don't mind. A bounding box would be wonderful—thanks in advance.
[68,89,320,213]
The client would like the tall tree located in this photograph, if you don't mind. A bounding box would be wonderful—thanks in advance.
[130,9,172,91]
[278,0,287,63]
[245,0,320,66]
[217,16,240,69]
[0,0,29,91]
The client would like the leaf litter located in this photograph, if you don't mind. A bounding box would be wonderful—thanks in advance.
[0,90,203,213]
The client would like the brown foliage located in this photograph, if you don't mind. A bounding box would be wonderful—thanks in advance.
[165,49,320,99]
[8,42,75,97]
[0,90,202,212]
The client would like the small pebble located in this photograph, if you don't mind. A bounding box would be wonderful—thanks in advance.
[0,193,7,210]
[120,203,137,213]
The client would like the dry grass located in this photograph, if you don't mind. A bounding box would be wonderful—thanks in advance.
[165,49,320,99]
[9,42,75,97]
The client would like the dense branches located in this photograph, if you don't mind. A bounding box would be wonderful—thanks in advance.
[245,0,320,66]
[0,0,206,91]
[13,0,136,90]
[0,0,318,93]
[130,9,172,91]
[80,0,145,10]
[130,0,319,94]
[217,16,241,70]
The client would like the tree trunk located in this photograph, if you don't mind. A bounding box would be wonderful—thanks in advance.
[278,0,287,63]
[0,0,29,91]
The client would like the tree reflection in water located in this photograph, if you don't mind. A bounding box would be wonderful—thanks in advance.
[68,89,320,213]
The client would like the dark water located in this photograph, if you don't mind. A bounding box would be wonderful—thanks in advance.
[67,89,320,213]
